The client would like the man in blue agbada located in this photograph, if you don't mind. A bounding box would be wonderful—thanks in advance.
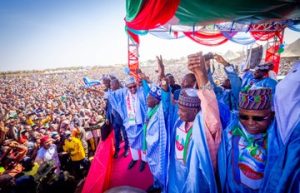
[165,52,222,193]
[139,80,168,193]
[260,61,300,193]
[108,76,148,171]
[105,78,129,159]
[218,87,282,193]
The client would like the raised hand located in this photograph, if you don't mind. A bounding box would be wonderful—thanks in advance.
[187,52,208,87]
[214,54,229,66]
[156,55,165,79]
[187,52,205,75]
[157,55,163,68]
[139,72,147,80]
[138,71,150,83]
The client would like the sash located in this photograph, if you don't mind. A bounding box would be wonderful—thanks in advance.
[142,105,159,151]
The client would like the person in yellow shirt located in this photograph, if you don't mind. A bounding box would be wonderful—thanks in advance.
[40,115,52,127]
[63,130,86,179]
[22,157,39,176]
[26,113,35,126]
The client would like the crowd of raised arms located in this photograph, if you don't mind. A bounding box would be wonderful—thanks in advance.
[0,51,299,193]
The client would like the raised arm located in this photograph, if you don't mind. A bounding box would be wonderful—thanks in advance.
[160,77,171,115]
[156,55,165,81]
[215,54,241,110]
[139,71,151,96]
[187,52,222,168]
[207,67,223,98]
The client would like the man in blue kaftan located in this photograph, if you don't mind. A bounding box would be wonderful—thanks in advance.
[139,79,168,192]
[166,88,209,193]
[218,87,282,193]
[108,76,148,171]
[166,52,222,193]
[105,78,129,158]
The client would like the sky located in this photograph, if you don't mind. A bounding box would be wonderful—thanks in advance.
[0,0,300,72]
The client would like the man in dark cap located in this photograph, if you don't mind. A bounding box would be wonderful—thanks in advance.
[164,51,222,193]
[166,88,203,193]
[139,81,167,192]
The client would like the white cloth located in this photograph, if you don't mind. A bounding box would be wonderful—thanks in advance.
[175,122,188,162]
[275,61,300,144]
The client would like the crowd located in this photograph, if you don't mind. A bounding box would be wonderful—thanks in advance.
[0,53,299,193]
[0,72,107,193]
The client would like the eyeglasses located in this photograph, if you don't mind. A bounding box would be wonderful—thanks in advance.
[127,85,137,89]
[239,114,271,122]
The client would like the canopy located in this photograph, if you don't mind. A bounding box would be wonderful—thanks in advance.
[126,0,300,30]
[125,0,300,74]
[125,0,300,44]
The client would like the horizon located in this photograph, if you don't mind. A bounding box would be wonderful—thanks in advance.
[1,1,300,72]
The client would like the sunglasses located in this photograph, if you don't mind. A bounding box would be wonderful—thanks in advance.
[127,85,137,89]
[239,114,271,122]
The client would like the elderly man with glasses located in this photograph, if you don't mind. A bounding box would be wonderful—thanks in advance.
[108,76,148,171]
[218,87,281,193]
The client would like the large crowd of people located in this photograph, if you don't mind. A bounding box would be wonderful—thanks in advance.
[0,53,299,193]
[0,71,107,193]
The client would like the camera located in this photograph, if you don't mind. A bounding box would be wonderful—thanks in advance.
[203,52,214,61]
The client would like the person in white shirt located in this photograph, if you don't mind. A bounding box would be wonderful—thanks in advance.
[35,135,60,173]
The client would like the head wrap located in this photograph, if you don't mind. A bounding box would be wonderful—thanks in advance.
[40,136,50,146]
[178,88,201,108]
[124,76,136,86]
[149,84,161,101]
[239,88,272,110]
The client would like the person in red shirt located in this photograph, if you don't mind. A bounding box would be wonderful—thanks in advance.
[19,129,29,144]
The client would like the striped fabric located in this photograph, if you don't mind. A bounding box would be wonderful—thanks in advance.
[239,88,272,110]
[146,103,167,189]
